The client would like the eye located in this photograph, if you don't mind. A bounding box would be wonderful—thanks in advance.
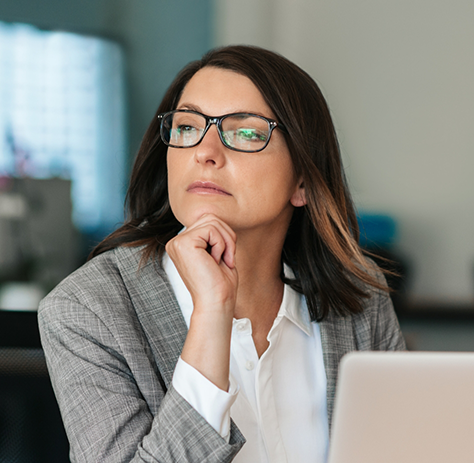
[235,128,267,142]
[169,122,201,145]
[176,124,198,134]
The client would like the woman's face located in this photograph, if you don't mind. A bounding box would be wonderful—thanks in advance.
[167,66,305,236]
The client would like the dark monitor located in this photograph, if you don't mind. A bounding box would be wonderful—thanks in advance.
[0,310,70,463]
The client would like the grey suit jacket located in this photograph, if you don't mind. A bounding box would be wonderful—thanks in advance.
[38,245,405,463]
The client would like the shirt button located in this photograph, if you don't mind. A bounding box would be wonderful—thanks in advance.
[245,360,255,371]
[236,321,248,332]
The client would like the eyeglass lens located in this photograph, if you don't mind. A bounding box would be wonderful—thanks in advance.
[162,111,271,152]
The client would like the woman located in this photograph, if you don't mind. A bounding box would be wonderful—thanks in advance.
[39,45,405,463]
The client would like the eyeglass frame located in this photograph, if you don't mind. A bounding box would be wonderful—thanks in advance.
[157,109,288,153]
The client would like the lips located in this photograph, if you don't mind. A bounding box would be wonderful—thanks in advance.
[187,181,231,196]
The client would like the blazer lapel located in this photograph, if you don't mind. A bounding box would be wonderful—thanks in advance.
[115,245,356,434]
[115,246,188,388]
[320,313,355,433]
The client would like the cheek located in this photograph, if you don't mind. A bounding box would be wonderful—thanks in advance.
[254,156,297,193]
[242,159,298,211]
[167,149,187,190]
[166,154,184,215]
[166,151,203,227]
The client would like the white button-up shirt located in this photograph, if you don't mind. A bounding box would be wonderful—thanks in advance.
[164,253,329,463]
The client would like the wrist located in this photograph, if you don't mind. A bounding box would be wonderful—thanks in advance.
[182,309,233,391]
[191,297,236,319]
[189,308,234,336]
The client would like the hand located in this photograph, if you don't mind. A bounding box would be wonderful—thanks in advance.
[165,214,238,390]
[165,213,238,315]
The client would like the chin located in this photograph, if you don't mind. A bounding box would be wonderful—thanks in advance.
[175,207,225,228]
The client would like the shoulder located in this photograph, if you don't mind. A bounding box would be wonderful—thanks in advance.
[38,246,169,320]
[350,258,405,350]
[358,257,395,322]
[41,247,136,306]
[322,257,404,350]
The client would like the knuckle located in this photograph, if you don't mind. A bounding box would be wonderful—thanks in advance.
[165,239,174,252]
[166,236,186,255]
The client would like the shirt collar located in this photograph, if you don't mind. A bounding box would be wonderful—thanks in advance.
[163,253,312,336]
[279,264,312,336]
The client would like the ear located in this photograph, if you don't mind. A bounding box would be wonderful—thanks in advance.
[290,180,307,207]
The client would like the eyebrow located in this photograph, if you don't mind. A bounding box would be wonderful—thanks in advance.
[176,103,273,120]
[177,103,202,112]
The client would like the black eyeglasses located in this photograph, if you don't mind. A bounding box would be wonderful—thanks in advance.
[157,109,287,153]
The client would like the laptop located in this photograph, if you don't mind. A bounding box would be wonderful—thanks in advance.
[328,351,474,463]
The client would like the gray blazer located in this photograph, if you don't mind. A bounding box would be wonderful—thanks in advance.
[38,245,405,463]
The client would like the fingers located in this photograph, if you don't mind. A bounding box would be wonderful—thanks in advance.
[165,214,238,312]
[184,214,237,269]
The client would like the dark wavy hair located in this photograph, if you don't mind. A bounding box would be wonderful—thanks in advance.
[90,45,388,321]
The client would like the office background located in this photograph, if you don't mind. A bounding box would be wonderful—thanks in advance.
[0,2,473,461]
[0,0,473,349]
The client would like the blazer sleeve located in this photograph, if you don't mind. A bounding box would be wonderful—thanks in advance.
[38,293,245,463]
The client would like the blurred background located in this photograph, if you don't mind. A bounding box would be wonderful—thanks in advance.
[0,2,473,460]
[0,0,473,349]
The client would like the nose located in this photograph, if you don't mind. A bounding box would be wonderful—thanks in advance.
[194,123,226,167]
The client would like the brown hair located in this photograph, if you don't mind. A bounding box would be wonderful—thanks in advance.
[90,45,388,321]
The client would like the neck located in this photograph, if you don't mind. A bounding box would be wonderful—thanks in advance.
[232,228,290,357]
[232,227,286,321]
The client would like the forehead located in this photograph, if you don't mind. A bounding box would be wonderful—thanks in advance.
[177,66,275,118]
